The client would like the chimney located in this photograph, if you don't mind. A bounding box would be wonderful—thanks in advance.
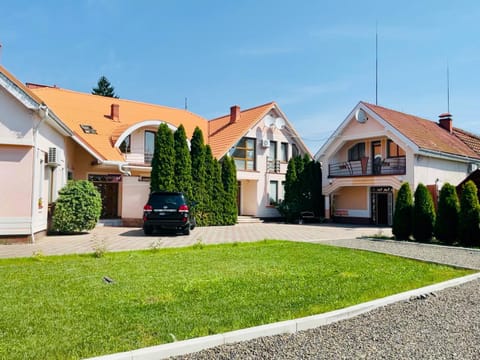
[230,105,240,124]
[438,112,452,134]
[111,104,120,121]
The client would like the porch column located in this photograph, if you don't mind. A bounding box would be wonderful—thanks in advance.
[324,196,330,220]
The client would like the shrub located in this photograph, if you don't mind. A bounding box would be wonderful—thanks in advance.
[392,182,413,240]
[434,183,460,245]
[52,180,102,233]
[459,180,480,247]
[412,183,436,242]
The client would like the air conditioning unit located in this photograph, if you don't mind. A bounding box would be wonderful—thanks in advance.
[261,139,270,148]
[47,147,60,167]
[468,163,478,173]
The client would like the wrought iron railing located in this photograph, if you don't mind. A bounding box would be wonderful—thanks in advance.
[328,156,406,177]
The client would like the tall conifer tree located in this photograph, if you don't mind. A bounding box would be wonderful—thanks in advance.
[173,125,193,199]
[92,76,118,98]
[190,127,208,225]
[150,123,175,192]
[221,156,238,225]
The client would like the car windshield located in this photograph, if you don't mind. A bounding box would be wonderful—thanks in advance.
[149,195,183,209]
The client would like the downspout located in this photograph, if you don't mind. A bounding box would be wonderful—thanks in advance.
[30,104,49,243]
[98,160,132,176]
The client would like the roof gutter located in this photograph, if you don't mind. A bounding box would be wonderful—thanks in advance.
[99,160,132,176]
[417,148,480,164]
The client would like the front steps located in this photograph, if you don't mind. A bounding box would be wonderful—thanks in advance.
[237,216,264,224]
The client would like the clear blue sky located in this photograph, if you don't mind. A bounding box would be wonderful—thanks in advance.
[1,1,479,153]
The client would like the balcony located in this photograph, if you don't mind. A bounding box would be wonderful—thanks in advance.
[328,156,406,177]
[267,157,281,173]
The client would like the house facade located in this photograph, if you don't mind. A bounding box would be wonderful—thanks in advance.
[209,103,310,218]
[0,66,72,241]
[0,65,310,239]
[316,102,480,225]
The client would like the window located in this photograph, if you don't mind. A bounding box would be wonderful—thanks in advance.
[144,131,156,163]
[280,142,288,162]
[269,180,278,205]
[80,124,97,134]
[348,142,365,161]
[387,140,406,158]
[269,141,277,161]
[233,137,256,171]
[292,144,299,158]
[119,135,131,153]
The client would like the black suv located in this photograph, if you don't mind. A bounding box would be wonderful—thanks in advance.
[143,192,195,235]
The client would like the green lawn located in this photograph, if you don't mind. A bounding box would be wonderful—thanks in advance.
[0,240,474,359]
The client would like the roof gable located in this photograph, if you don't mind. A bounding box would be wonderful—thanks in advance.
[208,102,310,159]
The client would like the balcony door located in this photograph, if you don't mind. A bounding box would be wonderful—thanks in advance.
[371,141,382,175]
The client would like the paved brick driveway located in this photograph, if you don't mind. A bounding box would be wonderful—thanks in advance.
[0,223,392,258]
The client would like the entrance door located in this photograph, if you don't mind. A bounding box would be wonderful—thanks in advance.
[376,193,388,225]
[370,187,393,226]
[94,182,119,219]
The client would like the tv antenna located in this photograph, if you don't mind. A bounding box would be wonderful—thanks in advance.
[375,22,378,105]
[446,63,450,113]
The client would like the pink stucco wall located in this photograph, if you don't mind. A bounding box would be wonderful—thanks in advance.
[0,145,33,217]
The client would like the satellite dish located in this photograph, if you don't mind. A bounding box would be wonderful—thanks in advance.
[275,117,286,129]
[264,115,275,127]
[355,109,368,123]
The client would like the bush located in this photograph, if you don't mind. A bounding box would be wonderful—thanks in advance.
[412,183,436,242]
[52,180,102,233]
[459,180,480,247]
[392,182,413,240]
[434,183,460,245]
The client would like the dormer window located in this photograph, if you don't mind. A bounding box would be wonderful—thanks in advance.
[80,124,97,134]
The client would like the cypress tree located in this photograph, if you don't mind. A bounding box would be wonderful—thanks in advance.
[392,182,413,240]
[412,183,436,242]
[190,127,208,225]
[459,180,480,247]
[173,124,193,200]
[434,183,460,245]
[150,123,175,192]
[204,145,223,225]
[221,155,238,225]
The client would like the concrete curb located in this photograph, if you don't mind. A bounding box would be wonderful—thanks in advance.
[87,272,480,360]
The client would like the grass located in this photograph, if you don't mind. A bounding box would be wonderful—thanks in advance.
[0,240,474,359]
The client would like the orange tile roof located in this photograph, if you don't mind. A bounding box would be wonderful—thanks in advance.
[0,65,45,105]
[363,102,480,160]
[452,128,480,157]
[31,87,209,162]
[209,102,275,159]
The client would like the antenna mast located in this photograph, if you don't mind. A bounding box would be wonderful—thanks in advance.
[184,97,188,110]
[375,22,378,105]
[447,64,450,113]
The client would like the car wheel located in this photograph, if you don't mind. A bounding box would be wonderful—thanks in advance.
[183,227,190,235]
[144,226,153,235]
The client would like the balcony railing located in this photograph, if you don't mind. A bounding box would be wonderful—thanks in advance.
[267,158,281,173]
[328,156,406,177]
[144,152,153,164]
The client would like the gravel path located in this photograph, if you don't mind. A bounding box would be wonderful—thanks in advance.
[172,239,480,360]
